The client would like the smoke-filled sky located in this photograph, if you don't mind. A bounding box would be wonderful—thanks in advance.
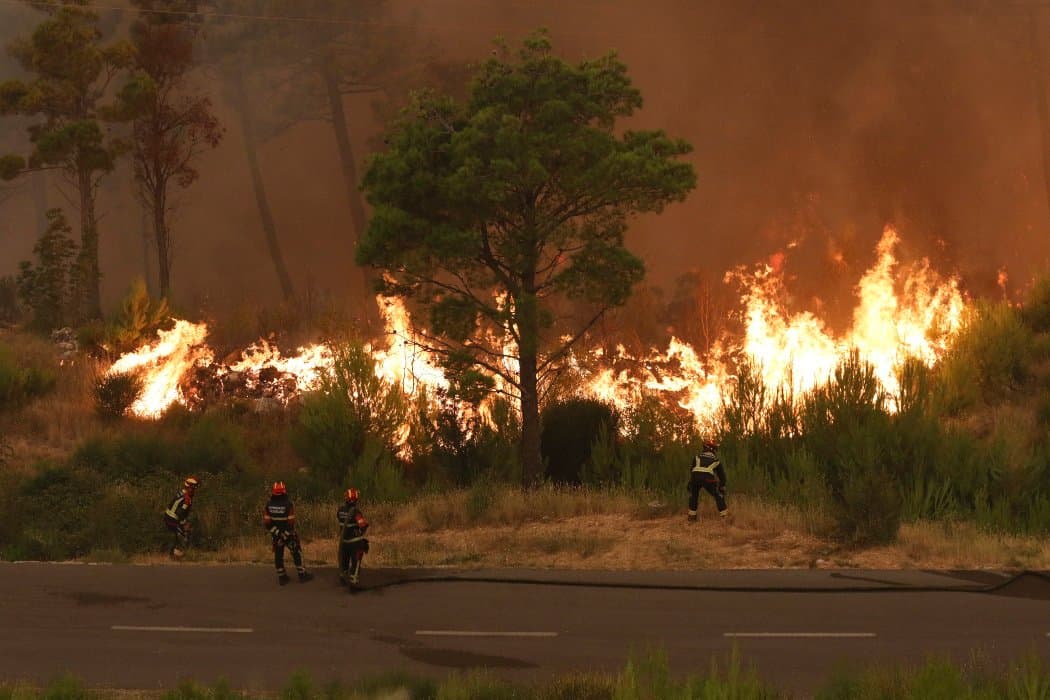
[1,0,1048,322]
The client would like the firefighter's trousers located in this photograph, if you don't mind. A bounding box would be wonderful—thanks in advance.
[272,531,305,574]
[688,472,727,515]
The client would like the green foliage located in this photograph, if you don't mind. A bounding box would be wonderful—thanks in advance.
[0,343,57,411]
[409,393,520,486]
[541,399,618,484]
[1022,273,1050,333]
[71,414,247,481]
[93,371,143,419]
[4,5,136,320]
[937,301,1032,413]
[104,277,171,351]
[292,342,409,486]
[16,209,78,331]
[359,30,696,485]
[0,275,21,323]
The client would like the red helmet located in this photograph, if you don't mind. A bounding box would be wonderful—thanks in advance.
[702,439,719,451]
[271,481,287,496]
[184,476,200,490]
[345,488,360,504]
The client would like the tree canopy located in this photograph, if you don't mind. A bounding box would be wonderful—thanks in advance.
[359,31,696,484]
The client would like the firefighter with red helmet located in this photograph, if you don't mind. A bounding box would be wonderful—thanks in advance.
[264,481,313,585]
[163,476,199,559]
[688,439,728,522]
[337,488,370,586]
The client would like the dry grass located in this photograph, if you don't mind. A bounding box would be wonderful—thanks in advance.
[2,330,104,468]
[125,488,1050,571]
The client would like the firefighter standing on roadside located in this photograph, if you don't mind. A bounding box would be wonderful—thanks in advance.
[337,488,370,586]
[688,440,728,522]
[164,476,199,559]
[264,481,313,585]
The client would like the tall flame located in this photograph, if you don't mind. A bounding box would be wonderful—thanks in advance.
[107,227,968,438]
[578,226,966,428]
[106,320,212,418]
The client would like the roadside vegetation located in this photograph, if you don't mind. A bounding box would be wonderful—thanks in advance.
[2,275,1050,569]
[2,648,1049,699]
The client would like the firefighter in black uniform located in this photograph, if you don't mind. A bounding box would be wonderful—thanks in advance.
[688,440,728,522]
[163,476,199,559]
[264,481,313,585]
[337,488,370,586]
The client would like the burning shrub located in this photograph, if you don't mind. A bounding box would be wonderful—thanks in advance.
[541,399,619,485]
[292,342,409,486]
[94,371,143,419]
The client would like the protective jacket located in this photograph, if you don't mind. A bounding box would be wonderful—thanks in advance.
[164,491,193,525]
[691,449,727,489]
[264,494,296,536]
[337,503,369,544]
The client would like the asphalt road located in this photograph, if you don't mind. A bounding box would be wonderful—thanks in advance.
[0,563,1048,693]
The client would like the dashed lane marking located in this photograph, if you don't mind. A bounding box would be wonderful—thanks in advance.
[111,625,253,633]
[415,630,558,638]
[724,632,876,638]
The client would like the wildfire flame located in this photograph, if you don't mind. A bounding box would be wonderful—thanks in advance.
[577,227,966,427]
[106,320,213,419]
[106,226,968,440]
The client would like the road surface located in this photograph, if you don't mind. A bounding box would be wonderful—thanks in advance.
[0,563,1047,693]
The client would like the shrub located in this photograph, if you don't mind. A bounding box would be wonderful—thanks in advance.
[541,399,618,484]
[104,277,171,352]
[938,301,1031,412]
[292,342,409,485]
[13,465,95,559]
[0,275,21,323]
[0,343,57,411]
[17,209,78,330]
[799,354,902,545]
[1022,273,1050,333]
[94,371,143,418]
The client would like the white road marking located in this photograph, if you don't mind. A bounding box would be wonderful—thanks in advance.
[724,632,876,638]
[415,630,558,638]
[111,625,253,634]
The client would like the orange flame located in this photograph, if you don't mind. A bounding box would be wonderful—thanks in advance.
[107,227,968,441]
[578,227,966,428]
[106,320,212,418]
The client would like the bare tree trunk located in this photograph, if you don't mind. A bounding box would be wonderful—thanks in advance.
[1029,8,1050,219]
[153,185,172,299]
[320,59,378,326]
[141,207,155,296]
[32,170,48,236]
[76,166,102,321]
[232,88,296,302]
[519,349,543,488]
[517,285,543,488]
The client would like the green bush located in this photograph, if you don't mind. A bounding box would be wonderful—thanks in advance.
[292,342,409,485]
[541,399,618,484]
[93,371,143,419]
[0,343,56,411]
[0,275,21,323]
[408,393,520,486]
[105,277,171,352]
[1022,273,1050,333]
[10,465,95,559]
[938,301,1032,413]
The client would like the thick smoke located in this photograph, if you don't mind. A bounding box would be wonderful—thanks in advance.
[0,0,1047,320]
